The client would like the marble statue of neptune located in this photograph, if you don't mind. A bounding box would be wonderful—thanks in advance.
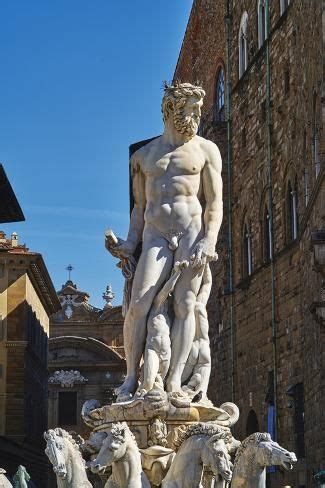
[108,82,223,402]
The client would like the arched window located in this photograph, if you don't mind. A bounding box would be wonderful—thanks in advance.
[312,92,320,177]
[243,222,253,277]
[280,0,290,15]
[215,68,225,122]
[246,410,259,436]
[263,205,272,262]
[258,0,267,48]
[239,12,249,78]
[286,179,298,241]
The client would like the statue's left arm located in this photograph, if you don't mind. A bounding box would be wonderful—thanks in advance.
[192,141,223,269]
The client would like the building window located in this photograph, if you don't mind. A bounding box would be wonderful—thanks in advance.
[313,93,320,177]
[215,68,225,122]
[58,391,78,426]
[246,409,259,436]
[263,205,272,262]
[286,179,298,241]
[287,383,305,459]
[243,223,253,276]
[258,0,267,48]
[280,0,290,15]
[239,12,249,78]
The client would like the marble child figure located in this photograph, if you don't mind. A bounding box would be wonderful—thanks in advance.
[106,82,223,401]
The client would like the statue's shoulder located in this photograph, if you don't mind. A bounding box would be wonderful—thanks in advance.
[195,136,221,168]
[196,135,220,151]
[131,137,162,170]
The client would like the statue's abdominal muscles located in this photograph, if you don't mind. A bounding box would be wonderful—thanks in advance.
[144,155,204,239]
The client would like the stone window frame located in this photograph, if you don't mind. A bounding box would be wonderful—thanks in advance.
[257,0,267,48]
[215,63,226,122]
[285,176,299,243]
[259,191,272,264]
[238,11,249,79]
[242,217,253,278]
[280,0,290,16]
[263,206,272,263]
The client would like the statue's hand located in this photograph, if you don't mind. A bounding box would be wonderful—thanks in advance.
[105,233,136,259]
[191,239,217,269]
[112,239,137,259]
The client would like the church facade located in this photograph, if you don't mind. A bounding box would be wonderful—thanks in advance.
[174,1,324,486]
[48,280,125,439]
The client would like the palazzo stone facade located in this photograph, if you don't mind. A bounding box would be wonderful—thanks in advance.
[174,1,324,486]
[0,232,60,486]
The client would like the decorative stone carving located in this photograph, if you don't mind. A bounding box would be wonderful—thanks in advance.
[49,370,88,387]
[231,432,297,487]
[90,422,151,487]
[102,284,115,308]
[44,428,92,488]
[162,423,236,487]
[148,417,168,447]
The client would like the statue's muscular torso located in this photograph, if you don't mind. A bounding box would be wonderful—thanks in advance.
[133,135,209,238]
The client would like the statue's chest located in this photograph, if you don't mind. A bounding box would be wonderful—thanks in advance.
[144,149,204,177]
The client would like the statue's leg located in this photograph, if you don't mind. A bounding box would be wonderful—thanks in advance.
[166,228,204,393]
[118,229,173,399]
[191,302,211,396]
[140,346,160,394]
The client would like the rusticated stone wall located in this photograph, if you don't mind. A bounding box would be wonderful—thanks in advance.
[174,1,324,486]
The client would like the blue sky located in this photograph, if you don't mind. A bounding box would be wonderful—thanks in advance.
[0,1,192,307]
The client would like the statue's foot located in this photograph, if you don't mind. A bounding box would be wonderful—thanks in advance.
[135,388,148,399]
[115,376,137,403]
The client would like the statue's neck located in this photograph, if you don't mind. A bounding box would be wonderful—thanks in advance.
[162,121,193,146]
[112,445,142,488]
[60,447,90,488]
[166,436,204,486]
[232,452,265,488]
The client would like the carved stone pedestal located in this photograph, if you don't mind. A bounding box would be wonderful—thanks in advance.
[82,393,239,487]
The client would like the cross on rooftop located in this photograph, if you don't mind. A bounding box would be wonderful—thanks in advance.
[66,264,74,281]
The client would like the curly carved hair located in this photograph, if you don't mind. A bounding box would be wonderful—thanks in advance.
[161,81,206,123]
[110,422,137,447]
[45,428,84,462]
[234,432,271,464]
[172,422,232,451]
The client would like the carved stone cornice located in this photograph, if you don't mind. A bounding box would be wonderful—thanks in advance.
[48,369,88,387]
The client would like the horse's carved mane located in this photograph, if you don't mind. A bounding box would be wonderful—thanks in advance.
[50,428,85,464]
[172,422,232,450]
[110,422,138,448]
[234,432,271,464]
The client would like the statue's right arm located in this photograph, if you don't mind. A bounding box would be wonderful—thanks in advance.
[124,151,146,252]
